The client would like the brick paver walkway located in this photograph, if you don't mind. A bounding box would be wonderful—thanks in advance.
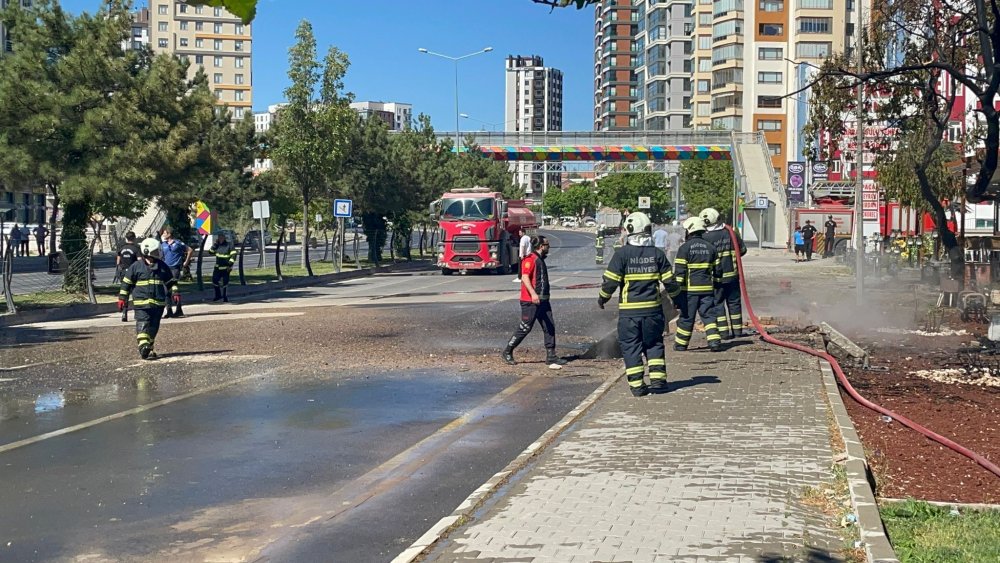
[427,336,846,562]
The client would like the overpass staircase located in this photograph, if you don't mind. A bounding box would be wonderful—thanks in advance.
[730,132,789,248]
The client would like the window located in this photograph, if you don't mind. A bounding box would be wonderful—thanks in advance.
[235,91,244,101]
[698,57,712,72]
[713,19,743,39]
[157,4,167,15]
[214,56,223,67]
[697,102,711,117]
[235,24,245,35]
[713,0,743,16]
[179,3,187,12]
[157,38,168,48]
[234,108,245,119]
[758,95,782,108]
[235,57,245,68]
[195,38,204,48]
[758,47,783,60]
[179,38,188,47]
[712,44,743,64]
[213,23,222,34]
[799,0,832,7]
[195,55,204,64]
[759,23,783,36]
[196,5,203,13]
[976,219,994,229]
[758,71,782,83]
[213,73,223,84]
[698,35,712,50]
[798,17,832,34]
[768,145,782,156]
[196,21,204,31]
[759,0,783,10]
[214,7,222,16]
[698,13,712,25]
[796,41,831,58]
[158,22,167,32]
[214,90,222,99]
[180,21,188,30]
[712,116,739,130]
[697,79,710,93]
[757,119,782,131]
[947,121,963,143]
[235,73,244,85]
[712,68,743,88]
[235,40,243,52]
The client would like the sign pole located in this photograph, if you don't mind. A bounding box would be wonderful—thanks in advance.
[259,216,266,269]
[338,217,344,272]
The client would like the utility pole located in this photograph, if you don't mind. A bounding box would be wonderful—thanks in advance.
[854,3,866,306]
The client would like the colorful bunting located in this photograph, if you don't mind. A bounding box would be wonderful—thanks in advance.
[472,145,732,162]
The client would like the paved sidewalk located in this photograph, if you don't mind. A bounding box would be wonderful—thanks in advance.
[421,335,847,562]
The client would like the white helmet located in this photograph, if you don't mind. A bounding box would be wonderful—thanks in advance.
[700,208,720,226]
[140,238,161,258]
[682,216,707,235]
[623,212,652,235]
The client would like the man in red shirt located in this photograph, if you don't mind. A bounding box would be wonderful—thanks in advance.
[502,235,567,368]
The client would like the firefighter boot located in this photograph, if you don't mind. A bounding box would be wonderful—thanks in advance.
[631,385,649,397]
[173,304,185,318]
[546,350,567,366]
[222,287,229,303]
[213,287,222,302]
[708,340,723,352]
[673,344,687,352]
[648,379,669,394]
[501,347,516,366]
[139,343,152,360]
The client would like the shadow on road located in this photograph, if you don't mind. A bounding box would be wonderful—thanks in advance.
[153,349,235,360]
[668,375,721,391]
[0,326,89,351]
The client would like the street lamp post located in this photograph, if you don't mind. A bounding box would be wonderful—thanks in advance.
[418,46,493,152]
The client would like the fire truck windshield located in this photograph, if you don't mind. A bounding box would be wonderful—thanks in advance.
[440,198,494,220]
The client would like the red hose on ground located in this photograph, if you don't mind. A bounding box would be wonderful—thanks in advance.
[728,226,1000,480]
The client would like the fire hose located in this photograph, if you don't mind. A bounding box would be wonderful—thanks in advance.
[727,226,1000,480]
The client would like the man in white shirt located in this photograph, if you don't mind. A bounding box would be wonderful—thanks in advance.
[514,229,532,282]
[652,226,669,254]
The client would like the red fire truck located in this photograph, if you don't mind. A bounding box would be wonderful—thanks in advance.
[431,187,540,275]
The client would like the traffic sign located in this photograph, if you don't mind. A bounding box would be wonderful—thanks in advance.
[334,199,353,218]
[755,196,769,209]
[637,196,651,209]
[252,200,270,220]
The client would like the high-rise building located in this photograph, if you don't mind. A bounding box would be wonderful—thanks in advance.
[349,101,413,131]
[593,1,639,131]
[631,0,694,130]
[126,8,151,52]
[149,0,252,120]
[504,55,564,195]
[1,0,32,54]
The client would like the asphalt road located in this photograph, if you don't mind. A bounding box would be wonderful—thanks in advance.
[0,229,613,562]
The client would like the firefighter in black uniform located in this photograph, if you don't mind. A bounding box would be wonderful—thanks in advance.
[674,216,723,352]
[700,208,748,339]
[210,232,238,302]
[597,212,682,397]
[118,238,180,360]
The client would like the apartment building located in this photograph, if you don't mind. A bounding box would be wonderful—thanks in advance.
[505,55,564,194]
[350,101,413,131]
[126,8,150,51]
[149,0,252,120]
[631,0,694,130]
[1,0,32,54]
[593,1,639,131]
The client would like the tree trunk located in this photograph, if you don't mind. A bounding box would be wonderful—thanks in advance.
[967,108,998,203]
[48,184,59,256]
[301,199,313,276]
[916,164,963,278]
[61,199,91,293]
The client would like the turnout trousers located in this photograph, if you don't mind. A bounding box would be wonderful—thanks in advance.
[135,307,163,353]
[506,300,556,352]
[618,314,666,392]
[212,267,231,299]
[675,293,721,348]
[714,281,744,336]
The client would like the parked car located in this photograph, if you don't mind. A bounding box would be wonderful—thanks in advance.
[583,217,597,227]
[561,218,579,228]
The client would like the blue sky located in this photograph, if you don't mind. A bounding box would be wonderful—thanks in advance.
[59,0,595,132]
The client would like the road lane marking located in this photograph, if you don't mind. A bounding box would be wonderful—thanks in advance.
[0,368,277,455]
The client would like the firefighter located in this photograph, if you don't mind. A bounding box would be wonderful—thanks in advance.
[700,208,748,339]
[118,238,181,360]
[502,235,567,368]
[597,212,681,397]
[595,224,605,264]
[210,232,238,302]
[674,216,723,352]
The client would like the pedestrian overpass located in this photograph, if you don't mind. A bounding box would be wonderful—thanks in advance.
[440,130,788,248]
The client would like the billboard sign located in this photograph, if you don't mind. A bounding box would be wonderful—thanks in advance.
[786,161,806,204]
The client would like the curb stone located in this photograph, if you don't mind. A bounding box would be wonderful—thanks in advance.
[391,371,623,563]
[819,361,900,563]
[0,261,435,328]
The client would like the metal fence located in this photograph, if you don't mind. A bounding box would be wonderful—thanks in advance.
[1,238,99,315]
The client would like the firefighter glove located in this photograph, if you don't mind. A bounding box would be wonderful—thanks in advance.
[597,296,607,309]
[117,299,126,312]
[172,293,181,305]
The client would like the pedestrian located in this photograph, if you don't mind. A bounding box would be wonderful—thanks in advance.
[210,232,238,302]
[801,220,817,261]
[158,227,191,318]
[118,238,181,360]
[90,217,104,254]
[514,228,531,283]
[673,216,724,352]
[33,224,48,256]
[597,212,681,397]
[19,225,29,256]
[9,223,22,257]
[700,208,748,339]
[652,224,669,254]
[501,235,567,368]
[823,215,837,258]
[793,227,805,262]
[116,231,141,321]
[665,226,683,265]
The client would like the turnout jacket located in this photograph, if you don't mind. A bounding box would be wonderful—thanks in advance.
[211,240,238,271]
[599,244,681,317]
[674,235,722,295]
[702,225,747,283]
[119,258,178,309]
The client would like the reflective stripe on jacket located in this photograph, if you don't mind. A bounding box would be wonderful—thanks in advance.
[599,244,680,317]
[674,236,722,295]
[702,225,747,282]
[120,258,178,309]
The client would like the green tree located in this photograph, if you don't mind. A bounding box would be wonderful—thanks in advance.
[595,174,673,223]
[679,160,735,222]
[561,182,597,218]
[339,114,396,263]
[542,188,568,218]
[270,20,354,274]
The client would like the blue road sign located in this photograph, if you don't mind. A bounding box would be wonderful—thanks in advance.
[334,199,353,218]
